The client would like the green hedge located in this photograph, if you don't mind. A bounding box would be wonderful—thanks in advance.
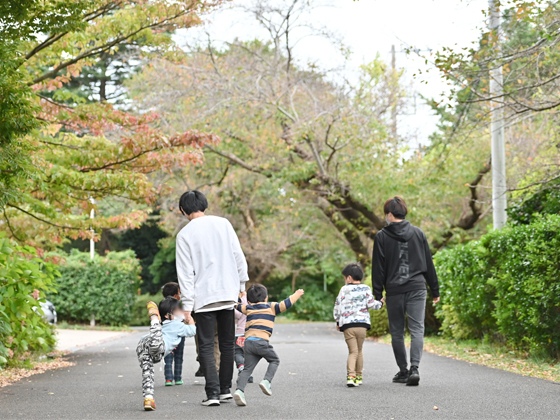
[0,237,57,368]
[130,291,163,326]
[435,214,560,358]
[48,250,141,326]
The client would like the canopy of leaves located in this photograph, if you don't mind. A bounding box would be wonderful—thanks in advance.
[0,0,222,247]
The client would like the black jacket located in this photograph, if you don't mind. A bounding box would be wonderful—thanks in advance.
[371,220,439,300]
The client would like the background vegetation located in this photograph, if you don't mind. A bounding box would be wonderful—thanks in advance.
[1,0,560,367]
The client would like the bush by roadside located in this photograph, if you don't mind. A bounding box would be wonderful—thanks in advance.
[435,214,560,359]
[0,237,57,369]
[130,291,163,326]
[48,250,141,326]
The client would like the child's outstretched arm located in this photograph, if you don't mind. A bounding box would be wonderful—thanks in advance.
[274,289,304,315]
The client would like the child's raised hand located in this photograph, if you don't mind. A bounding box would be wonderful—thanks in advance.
[295,289,305,297]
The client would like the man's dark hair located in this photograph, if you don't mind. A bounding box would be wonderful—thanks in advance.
[383,196,408,219]
[247,284,268,303]
[342,263,364,281]
[179,190,208,216]
[161,282,180,298]
[158,297,182,321]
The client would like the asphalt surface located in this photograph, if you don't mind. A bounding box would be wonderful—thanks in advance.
[1,323,559,419]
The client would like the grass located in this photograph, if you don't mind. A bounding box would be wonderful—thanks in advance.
[56,321,132,332]
[376,334,560,383]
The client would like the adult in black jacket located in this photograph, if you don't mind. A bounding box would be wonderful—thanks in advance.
[372,196,440,386]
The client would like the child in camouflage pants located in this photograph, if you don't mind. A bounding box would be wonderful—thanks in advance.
[137,298,196,411]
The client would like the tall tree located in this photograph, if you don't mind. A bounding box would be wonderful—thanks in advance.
[0,0,223,247]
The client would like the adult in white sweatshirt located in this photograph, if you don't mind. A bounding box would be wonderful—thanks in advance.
[176,190,249,406]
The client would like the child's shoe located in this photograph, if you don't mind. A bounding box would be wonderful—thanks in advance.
[146,301,161,323]
[356,375,363,385]
[175,380,184,385]
[233,389,246,406]
[165,380,173,386]
[347,375,358,387]
[143,398,156,411]
[259,379,272,396]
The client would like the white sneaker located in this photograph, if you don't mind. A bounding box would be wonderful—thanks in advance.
[233,389,247,406]
[201,398,220,406]
[219,393,233,402]
[259,380,272,396]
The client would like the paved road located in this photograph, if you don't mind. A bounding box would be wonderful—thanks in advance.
[1,323,559,419]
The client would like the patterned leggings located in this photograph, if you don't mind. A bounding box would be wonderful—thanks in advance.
[136,322,165,398]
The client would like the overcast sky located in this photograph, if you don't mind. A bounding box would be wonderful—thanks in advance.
[180,0,489,146]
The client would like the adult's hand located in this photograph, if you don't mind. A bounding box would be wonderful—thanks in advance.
[433,297,440,304]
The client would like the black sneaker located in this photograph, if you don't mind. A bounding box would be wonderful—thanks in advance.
[406,366,420,386]
[195,367,204,377]
[248,376,253,383]
[392,370,409,383]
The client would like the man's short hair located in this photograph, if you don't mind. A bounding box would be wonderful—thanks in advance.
[158,297,182,320]
[247,284,268,303]
[342,263,364,281]
[161,282,180,298]
[383,196,408,219]
[179,190,208,216]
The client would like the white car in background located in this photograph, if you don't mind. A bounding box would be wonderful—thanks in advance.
[38,300,57,325]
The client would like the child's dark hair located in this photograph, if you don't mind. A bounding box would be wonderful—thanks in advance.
[179,190,208,216]
[162,282,180,298]
[247,284,268,303]
[342,263,364,281]
[158,297,182,320]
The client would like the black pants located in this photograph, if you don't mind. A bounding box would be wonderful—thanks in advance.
[386,289,427,371]
[195,309,235,398]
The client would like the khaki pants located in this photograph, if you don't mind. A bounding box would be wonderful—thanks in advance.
[343,327,367,377]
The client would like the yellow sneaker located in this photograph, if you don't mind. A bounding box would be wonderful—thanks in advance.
[146,301,161,323]
[144,398,156,411]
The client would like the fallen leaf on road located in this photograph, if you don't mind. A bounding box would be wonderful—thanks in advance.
[129,391,134,394]
[434,406,439,410]
[118,375,123,377]
[0,358,75,388]
[49,393,54,395]
[288,372,297,375]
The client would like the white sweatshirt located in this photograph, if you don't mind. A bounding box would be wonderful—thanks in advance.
[176,215,249,312]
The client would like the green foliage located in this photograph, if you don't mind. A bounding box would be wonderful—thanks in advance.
[116,216,170,294]
[130,291,164,327]
[435,214,560,358]
[48,250,141,326]
[367,306,390,338]
[508,180,560,225]
[279,284,333,322]
[148,237,178,290]
[0,236,57,368]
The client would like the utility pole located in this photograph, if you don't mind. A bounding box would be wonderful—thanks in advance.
[488,0,507,229]
[390,44,397,139]
[89,196,96,327]
[89,197,95,260]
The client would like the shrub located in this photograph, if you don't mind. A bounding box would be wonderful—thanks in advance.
[279,284,333,321]
[367,305,389,338]
[48,250,141,326]
[130,291,163,326]
[0,237,57,368]
[435,214,560,358]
